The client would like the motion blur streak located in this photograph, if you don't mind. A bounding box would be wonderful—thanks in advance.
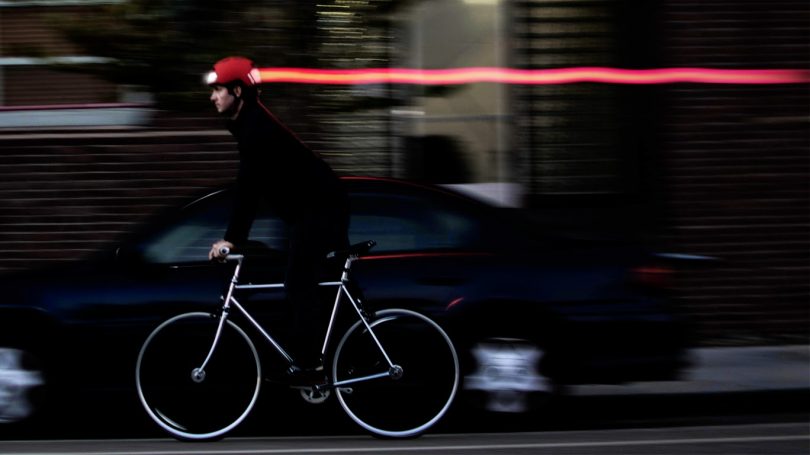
[257,67,810,85]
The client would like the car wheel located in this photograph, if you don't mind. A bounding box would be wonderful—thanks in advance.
[0,347,47,424]
[462,338,558,414]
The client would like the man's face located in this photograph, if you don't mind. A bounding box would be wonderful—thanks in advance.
[210,85,236,114]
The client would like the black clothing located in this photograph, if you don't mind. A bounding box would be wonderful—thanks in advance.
[224,100,349,246]
[223,99,350,368]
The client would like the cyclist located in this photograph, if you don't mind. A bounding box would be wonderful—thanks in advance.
[205,56,350,384]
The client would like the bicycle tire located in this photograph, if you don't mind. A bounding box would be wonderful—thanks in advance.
[136,312,261,441]
[332,309,459,438]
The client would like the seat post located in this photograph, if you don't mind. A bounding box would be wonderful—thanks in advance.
[340,255,355,283]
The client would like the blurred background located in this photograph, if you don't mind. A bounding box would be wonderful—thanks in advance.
[0,0,807,348]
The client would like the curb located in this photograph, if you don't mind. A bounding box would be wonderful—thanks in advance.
[572,345,810,396]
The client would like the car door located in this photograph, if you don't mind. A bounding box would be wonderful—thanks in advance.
[345,185,490,321]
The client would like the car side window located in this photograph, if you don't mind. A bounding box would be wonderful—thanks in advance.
[138,198,287,264]
[349,192,480,252]
[136,187,482,263]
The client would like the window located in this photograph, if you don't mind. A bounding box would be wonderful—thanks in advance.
[136,187,482,264]
[138,196,287,264]
[349,193,480,252]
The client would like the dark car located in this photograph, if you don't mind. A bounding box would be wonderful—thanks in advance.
[0,177,690,426]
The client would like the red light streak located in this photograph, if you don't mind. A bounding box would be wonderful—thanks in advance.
[359,252,490,261]
[446,297,464,311]
[258,67,809,86]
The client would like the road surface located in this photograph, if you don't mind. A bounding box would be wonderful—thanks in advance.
[0,422,807,455]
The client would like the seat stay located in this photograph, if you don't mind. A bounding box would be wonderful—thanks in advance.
[343,286,396,370]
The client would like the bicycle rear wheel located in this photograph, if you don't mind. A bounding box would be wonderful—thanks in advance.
[332,309,459,438]
[136,312,261,441]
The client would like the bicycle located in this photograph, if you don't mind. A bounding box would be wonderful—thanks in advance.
[135,240,460,440]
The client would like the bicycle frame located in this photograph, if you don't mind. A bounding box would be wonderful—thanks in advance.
[196,253,396,388]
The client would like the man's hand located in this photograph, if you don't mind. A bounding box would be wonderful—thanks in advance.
[209,240,235,261]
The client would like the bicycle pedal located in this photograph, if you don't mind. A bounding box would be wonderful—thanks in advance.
[289,382,330,390]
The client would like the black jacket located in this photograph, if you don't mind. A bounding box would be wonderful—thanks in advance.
[223,100,348,245]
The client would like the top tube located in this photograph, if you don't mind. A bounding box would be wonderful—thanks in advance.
[223,240,376,264]
[224,254,244,262]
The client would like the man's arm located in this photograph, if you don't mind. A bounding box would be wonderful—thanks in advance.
[224,159,260,243]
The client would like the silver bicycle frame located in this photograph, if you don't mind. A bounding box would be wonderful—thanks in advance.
[196,253,395,377]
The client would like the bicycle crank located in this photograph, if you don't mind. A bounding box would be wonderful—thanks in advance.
[298,386,331,404]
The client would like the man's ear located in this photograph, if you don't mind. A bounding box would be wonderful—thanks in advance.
[233,85,243,98]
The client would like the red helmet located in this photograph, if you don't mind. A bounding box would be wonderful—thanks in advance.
[206,56,261,87]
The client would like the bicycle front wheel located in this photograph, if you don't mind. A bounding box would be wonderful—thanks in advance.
[136,312,261,441]
[333,309,459,438]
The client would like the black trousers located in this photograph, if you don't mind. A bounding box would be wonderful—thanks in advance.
[285,200,349,369]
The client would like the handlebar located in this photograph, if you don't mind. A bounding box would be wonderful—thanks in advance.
[218,247,243,262]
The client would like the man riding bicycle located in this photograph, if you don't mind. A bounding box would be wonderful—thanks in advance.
[205,56,350,383]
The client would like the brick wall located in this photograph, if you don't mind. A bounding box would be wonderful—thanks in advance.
[658,1,809,345]
[0,129,238,273]
[512,0,809,345]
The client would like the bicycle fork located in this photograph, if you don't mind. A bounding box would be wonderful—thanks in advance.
[192,256,251,382]
[190,312,227,383]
